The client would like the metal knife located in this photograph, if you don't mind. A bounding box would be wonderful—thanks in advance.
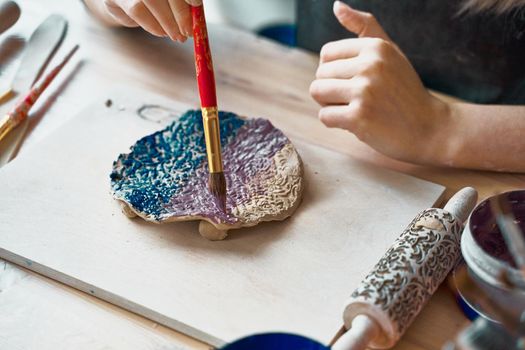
[0,14,68,166]
[0,1,20,36]
[0,14,68,104]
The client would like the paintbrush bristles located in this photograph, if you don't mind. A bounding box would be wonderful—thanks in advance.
[209,172,227,211]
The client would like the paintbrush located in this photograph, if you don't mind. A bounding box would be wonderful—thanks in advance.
[0,44,78,143]
[191,4,227,210]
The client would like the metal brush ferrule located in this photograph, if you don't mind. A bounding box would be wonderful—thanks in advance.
[201,107,223,173]
[0,115,14,143]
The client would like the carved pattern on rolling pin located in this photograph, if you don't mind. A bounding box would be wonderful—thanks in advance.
[351,209,462,336]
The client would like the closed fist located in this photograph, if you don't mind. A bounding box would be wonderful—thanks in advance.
[310,1,449,164]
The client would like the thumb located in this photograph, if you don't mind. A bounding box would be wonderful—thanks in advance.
[333,1,391,41]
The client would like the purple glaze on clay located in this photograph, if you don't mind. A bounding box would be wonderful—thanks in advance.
[111,110,295,226]
[168,118,290,224]
[470,190,525,267]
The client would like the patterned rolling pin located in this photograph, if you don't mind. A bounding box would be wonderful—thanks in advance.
[332,187,478,350]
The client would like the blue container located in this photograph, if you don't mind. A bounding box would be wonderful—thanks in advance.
[221,333,329,350]
[258,24,296,47]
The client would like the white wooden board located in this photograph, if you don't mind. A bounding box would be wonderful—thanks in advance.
[0,89,445,347]
[0,261,208,350]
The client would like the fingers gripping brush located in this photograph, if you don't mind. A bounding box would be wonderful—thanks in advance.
[191,4,227,210]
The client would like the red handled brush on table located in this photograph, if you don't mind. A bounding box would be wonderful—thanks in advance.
[191,4,227,210]
[0,44,79,143]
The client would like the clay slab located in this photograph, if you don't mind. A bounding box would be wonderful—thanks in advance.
[0,90,445,347]
[111,110,304,240]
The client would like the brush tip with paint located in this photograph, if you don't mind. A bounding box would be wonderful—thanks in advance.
[209,171,227,211]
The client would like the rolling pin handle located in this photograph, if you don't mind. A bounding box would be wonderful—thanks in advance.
[332,314,380,350]
[443,187,478,224]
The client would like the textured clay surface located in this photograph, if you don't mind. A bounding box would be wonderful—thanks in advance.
[110,110,304,239]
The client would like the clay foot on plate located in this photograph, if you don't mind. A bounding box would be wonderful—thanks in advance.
[119,201,138,218]
[199,221,228,241]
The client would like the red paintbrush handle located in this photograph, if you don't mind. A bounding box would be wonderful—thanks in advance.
[11,44,79,125]
[191,5,217,108]
[0,44,78,143]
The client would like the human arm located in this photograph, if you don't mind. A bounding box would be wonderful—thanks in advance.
[310,1,525,172]
[441,103,525,172]
[83,0,202,41]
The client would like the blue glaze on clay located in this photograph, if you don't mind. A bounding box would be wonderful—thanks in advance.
[110,110,245,220]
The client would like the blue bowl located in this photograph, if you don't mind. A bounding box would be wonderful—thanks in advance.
[221,333,329,350]
[258,24,296,47]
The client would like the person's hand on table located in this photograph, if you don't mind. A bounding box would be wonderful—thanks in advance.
[310,1,451,166]
[85,0,202,41]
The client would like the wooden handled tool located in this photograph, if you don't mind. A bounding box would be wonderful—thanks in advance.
[0,45,78,143]
[332,187,478,350]
[191,4,226,209]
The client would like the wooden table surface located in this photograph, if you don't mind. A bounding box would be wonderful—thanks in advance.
[1,1,524,349]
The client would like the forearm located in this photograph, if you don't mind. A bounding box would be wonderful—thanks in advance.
[82,0,121,26]
[434,102,525,172]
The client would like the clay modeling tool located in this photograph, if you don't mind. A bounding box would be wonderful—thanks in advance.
[191,4,227,210]
[331,187,478,350]
[0,1,20,35]
[0,14,67,104]
[0,45,78,143]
